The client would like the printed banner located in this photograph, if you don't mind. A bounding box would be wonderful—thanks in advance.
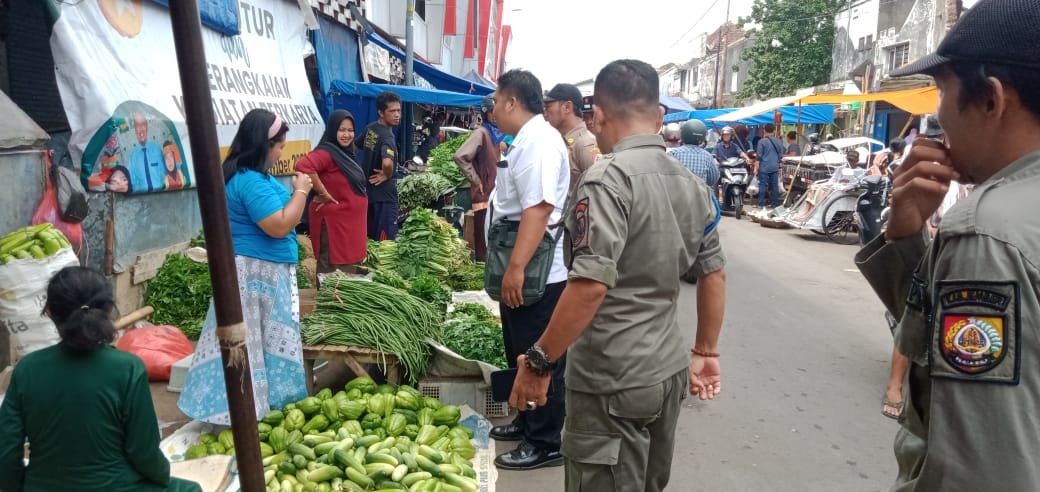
[50,0,323,194]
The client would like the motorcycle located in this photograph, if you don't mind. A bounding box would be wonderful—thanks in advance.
[855,174,890,244]
[718,157,752,220]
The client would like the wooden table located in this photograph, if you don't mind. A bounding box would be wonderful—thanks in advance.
[301,344,400,395]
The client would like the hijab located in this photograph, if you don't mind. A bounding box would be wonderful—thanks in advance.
[318,110,366,197]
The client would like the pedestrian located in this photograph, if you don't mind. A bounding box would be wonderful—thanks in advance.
[509,59,727,492]
[785,131,802,156]
[485,69,570,470]
[453,94,504,261]
[543,83,599,194]
[179,109,311,424]
[755,123,784,208]
[363,91,402,241]
[669,119,720,186]
[581,95,595,131]
[295,109,369,276]
[856,0,1040,488]
[0,267,203,492]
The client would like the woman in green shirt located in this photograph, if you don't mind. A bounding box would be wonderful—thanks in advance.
[0,266,200,492]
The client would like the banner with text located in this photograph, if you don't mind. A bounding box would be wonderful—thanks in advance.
[51,0,323,194]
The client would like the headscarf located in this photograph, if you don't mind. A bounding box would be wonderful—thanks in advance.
[483,121,506,146]
[318,109,366,197]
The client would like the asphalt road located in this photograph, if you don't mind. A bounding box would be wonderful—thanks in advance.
[495,215,900,492]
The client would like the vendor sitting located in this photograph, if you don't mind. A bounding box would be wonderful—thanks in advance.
[845,150,865,169]
[0,266,202,492]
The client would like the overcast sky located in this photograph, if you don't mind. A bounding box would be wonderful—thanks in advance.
[502,0,982,89]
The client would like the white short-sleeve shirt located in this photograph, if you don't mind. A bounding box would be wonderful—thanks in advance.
[488,115,571,284]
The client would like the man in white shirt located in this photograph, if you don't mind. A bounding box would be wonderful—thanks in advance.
[486,69,570,470]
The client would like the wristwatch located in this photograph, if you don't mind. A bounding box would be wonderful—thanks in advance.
[524,345,552,376]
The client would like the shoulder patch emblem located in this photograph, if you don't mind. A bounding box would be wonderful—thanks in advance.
[573,197,589,250]
[940,315,1006,374]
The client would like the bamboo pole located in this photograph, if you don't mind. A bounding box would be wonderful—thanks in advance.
[167,4,265,491]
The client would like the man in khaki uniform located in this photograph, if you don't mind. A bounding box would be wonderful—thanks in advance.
[543,83,599,194]
[508,59,727,492]
[855,1,1040,489]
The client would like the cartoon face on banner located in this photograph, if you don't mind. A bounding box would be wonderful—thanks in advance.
[81,101,190,194]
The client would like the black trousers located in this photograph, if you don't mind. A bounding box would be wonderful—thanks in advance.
[499,281,567,451]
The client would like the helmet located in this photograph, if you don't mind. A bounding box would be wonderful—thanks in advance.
[808,132,820,143]
[721,126,734,136]
[480,94,495,118]
[663,123,681,138]
[680,120,708,145]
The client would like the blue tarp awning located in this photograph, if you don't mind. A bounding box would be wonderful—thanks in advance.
[149,0,239,36]
[663,104,835,125]
[367,33,494,96]
[660,95,695,113]
[330,81,485,107]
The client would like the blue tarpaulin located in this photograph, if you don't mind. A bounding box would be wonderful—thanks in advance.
[367,33,494,96]
[663,104,835,125]
[329,81,483,140]
[660,95,695,113]
[313,16,364,118]
[149,0,239,36]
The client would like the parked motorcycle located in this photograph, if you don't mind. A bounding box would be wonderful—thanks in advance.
[719,157,752,220]
[855,174,890,244]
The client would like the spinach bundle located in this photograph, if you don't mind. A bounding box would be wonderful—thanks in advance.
[426,134,470,187]
[398,172,452,211]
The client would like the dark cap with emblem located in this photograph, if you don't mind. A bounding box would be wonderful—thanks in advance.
[890,0,1040,77]
[582,95,594,113]
[544,83,584,115]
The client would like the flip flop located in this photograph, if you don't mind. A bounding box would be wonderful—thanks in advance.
[882,397,904,420]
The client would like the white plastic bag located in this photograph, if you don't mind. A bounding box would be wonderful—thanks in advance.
[0,247,79,360]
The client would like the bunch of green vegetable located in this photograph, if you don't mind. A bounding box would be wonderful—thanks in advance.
[408,274,452,314]
[185,377,479,492]
[372,270,409,290]
[440,304,507,368]
[0,223,72,264]
[398,172,452,211]
[394,209,466,280]
[426,134,470,187]
[301,274,442,382]
[145,252,212,340]
[446,263,485,292]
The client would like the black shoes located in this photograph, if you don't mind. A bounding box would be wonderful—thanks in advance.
[494,441,563,470]
[489,423,523,441]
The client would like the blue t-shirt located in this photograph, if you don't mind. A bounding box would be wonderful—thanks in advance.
[225,169,298,264]
[756,136,785,173]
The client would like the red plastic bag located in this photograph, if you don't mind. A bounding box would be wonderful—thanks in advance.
[32,152,84,253]
[117,325,194,381]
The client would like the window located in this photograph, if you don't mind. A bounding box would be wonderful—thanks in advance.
[887,43,910,71]
[415,0,426,21]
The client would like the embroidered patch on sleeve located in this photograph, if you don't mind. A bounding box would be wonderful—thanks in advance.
[930,281,1020,384]
[572,197,589,251]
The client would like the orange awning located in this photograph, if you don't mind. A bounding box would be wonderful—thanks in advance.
[800,87,938,115]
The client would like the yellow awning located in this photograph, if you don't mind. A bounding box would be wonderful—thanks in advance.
[800,87,938,115]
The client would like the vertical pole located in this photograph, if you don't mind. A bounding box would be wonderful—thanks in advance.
[405,0,415,86]
[715,0,731,109]
[167,3,264,491]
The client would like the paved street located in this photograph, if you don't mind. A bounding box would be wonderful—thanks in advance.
[496,215,898,492]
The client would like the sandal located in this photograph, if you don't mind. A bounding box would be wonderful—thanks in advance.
[882,397,904,420]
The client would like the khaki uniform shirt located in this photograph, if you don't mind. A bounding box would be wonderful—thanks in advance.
[856,150,1040,491]
[563,134,725,394]
[563,122,599,194]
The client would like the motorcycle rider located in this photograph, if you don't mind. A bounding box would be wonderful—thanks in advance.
[806,133,822,156]
[714,126,751,163]
[669,120,720,186]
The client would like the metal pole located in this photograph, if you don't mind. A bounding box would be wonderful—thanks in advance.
[405,0,415,86]
[715,0,731,109]
[167,3,264,491]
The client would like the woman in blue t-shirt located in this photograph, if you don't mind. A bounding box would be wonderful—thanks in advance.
[178,109,314,424]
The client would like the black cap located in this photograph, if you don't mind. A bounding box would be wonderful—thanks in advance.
[891,0,1040,77]
[544,84,584,115]
[582,95,594,113]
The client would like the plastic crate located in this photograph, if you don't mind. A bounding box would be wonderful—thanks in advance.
[418,377,510,418]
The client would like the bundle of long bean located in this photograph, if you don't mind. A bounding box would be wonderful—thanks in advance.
[301,273,442,383]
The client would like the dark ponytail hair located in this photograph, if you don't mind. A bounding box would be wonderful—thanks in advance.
[222,108,290,184]
[45,266,117,352]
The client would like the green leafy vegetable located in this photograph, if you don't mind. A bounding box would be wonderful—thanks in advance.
[446,263,485,291]
[426,134,470,187]
[145,252,211,341]
[408,274,451,314]
[441,309,507,368]
[398,172,452,211]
